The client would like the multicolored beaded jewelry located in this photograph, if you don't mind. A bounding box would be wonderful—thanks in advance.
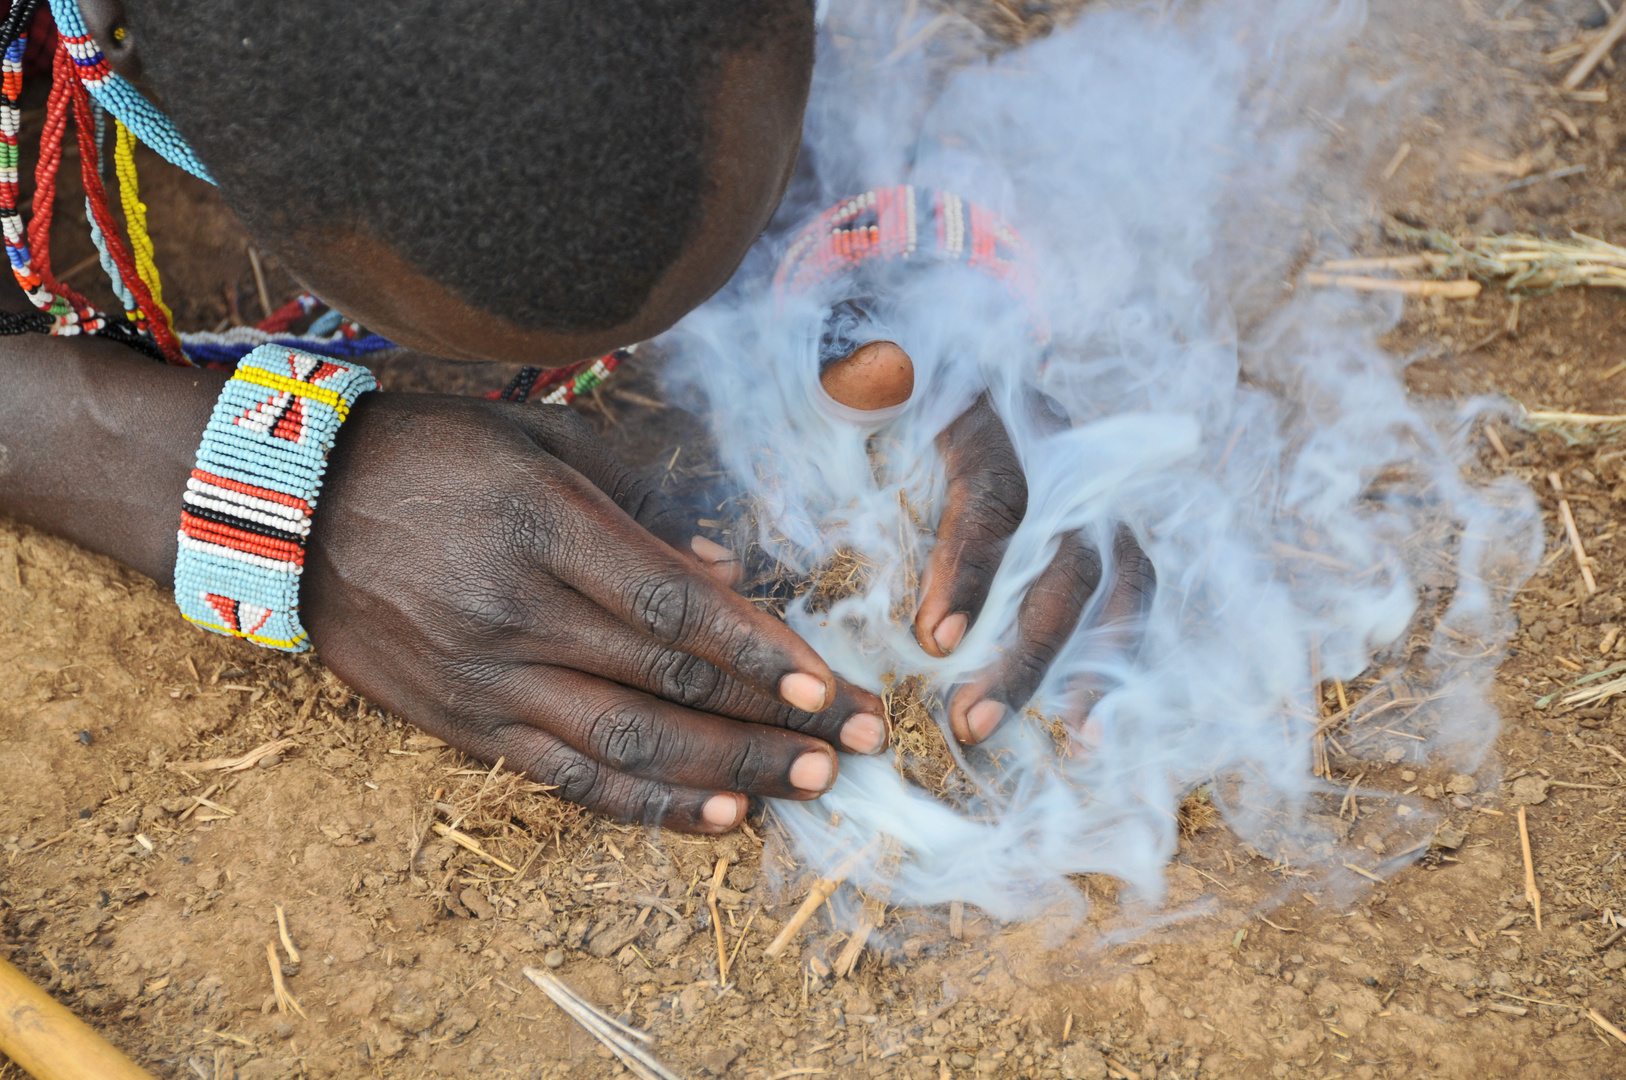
[1,3,623,398]
[772,185,1048,340]
[1,3,177,361]
[174,344,376,652]
[47,0,214,182]
[178,292,397,367]
[491,348,630,406]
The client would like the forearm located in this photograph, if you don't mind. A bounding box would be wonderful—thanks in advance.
[0,334,225,585]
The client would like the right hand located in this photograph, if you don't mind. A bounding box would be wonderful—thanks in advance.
[302,393,888,832]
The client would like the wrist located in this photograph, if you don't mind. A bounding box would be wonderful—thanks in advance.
[173,346,376,652]
[0,336,225,582]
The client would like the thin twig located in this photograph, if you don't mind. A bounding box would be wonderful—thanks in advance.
[1526,410,1626,426]
[1519,805,1543,931]
[833,911,876,978]
[1587,1009,1626,1047]
[431,822,519,874]
[167,738,296,773]
[266,943,306,1018]
[1551,473,1598,594]
[707,857,730,983]
[275,905,301,964]
[522,967,680,1080]
[1303,272,1479,299]
[247,247,273,321]
[763,842,879,960]
[1564,5,1626,89]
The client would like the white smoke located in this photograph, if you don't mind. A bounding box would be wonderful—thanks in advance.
[665,0,1541,920]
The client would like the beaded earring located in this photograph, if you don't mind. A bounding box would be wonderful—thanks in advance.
[0,1,627,402]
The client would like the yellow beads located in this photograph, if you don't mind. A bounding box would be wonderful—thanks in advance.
[114,119,173,331]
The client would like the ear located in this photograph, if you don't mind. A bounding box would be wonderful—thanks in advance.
[75,0,142,81]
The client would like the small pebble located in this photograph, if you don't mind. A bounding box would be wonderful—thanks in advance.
[1451,795,1473,810]
[1445,773,1478,796]
[544,949,564,969]
[273,1021,293,1039]
[76,730,92,745]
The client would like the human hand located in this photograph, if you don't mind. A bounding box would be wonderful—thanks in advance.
[302,394,887,832]
[821,347,1155,746]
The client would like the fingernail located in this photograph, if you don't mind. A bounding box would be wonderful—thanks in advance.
[690,535,736,564]
[966,700,1006,743]
[780,672,829,712]
[933,612,969,655]
[702,794,741,828]
[789,750,835,793]
[840,712,888,754]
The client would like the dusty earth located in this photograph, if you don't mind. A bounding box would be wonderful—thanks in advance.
[10,2,1626,1079]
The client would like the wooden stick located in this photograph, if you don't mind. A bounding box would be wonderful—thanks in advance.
[431,822,519,874]
[949,900,965,940]
[0,953,157,1080]
[833,912,875,978]
[1483,425,1511,461]
[1564,5,1626,90]
[1315,252,1438,273]
[167,737,296,773]
[55,252,103,285]
[247,246,273,321]
[1551,472,1598,595]
[266,943,306,1018]
[1525,410,1626,426]
[1587,1008,1626,1047]
[707,857,730,983]
[275,904,301,964]
[1379,142,1413,182]
[763,843,877,960]
[726,909,757,975]
[1519,805,1543,931]
[1303,272,1480,299]
[18,830,74,855]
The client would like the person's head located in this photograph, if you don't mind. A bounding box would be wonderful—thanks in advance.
[84,0,815,363]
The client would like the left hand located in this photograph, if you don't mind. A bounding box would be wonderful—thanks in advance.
[819,337,1155,744]
[913,393,1157,745]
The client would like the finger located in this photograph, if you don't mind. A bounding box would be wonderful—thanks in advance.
[1061,524,1157,722]
[523,458,838,713]
[947,529,1101,743]
[950,525,1154,743]
[820,340,915,411]
[690,534,743,587]
[480,721,750,834]
[508,596,889,752]
[914,394,1028,657]
[497,665,840,799]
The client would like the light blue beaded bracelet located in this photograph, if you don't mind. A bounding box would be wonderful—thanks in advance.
[174,344,375,652]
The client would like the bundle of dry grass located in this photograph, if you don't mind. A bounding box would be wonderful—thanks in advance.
[882,673,967,797]
[1307,227,1626,300]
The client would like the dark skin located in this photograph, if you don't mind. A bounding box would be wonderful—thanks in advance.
[0,0,1149,832]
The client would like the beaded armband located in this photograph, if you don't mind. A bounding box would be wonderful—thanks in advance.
[174,345,376,652]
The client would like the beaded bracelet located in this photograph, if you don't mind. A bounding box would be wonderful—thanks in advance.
[174,344,376,652]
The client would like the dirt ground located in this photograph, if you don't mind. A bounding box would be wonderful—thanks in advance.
[11,3,1626,1079]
